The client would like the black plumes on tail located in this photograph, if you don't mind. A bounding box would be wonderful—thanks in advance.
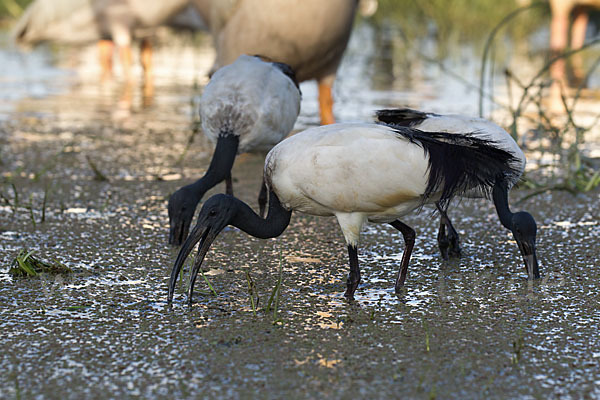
[376,115,521,208]
[375,108,435,127]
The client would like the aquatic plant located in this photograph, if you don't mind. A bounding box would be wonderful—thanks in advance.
[86,155,109,182]
[8,249,72,277]
[422,318,431,352]
[511,329,525,364]
[478,3,600,197]
[245,270,258,316]
[199,268,217,296]
[264,251,284,324]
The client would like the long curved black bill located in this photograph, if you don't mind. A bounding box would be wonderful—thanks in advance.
[168,223,208,303]
[187,230,219,304]
[518,239,540,280]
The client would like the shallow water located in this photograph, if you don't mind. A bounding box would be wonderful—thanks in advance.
[1,19,600,399]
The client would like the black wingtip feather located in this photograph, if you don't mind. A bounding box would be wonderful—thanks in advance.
[375,110,521,208]
[375,108,436,127]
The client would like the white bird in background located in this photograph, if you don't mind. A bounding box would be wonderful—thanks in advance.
[168,54,301,246]
[12,0,201,81]
[168,114,539,304]
[375,108,526,260]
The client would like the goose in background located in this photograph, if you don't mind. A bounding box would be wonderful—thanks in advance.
[192,0,360,125]
[168,115,538,304]
[168,54,301,246]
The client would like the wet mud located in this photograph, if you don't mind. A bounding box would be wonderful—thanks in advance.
[1,25,600,400]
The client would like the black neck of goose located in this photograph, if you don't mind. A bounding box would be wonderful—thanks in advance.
[231,191,292,239]
[187,134,239,201]
[492,180,513,230]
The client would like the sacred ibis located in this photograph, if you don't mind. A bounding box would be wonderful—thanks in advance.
[375,108,528,261]
[194,0,359,124]
[168,117,538,303]
[168,54,301,246]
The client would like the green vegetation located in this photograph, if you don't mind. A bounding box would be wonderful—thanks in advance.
[9,249,72,277]
[199,268,218,296]
[264,251,284,324]
[477,6,600,197]
[0,0,31,19]
[373,0,548,55]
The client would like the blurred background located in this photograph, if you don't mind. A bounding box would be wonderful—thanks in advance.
[2,0,599,188]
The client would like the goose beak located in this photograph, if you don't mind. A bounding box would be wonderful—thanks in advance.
[168,222,219,303]
[517,238,540,280]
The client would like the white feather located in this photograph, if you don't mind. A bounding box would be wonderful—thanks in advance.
[266,123,431,245]
[200,54,301,154]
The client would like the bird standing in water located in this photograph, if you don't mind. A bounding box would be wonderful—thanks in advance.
[168,54,301,246]
[375,108,528,261]
[169,115,539,304]
[13,0,200,81]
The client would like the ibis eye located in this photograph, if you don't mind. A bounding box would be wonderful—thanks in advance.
[209,210,217,217]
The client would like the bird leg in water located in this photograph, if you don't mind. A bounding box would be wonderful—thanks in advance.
[225,173,233,196]
[436,202,461,260]
[389,220,415,292]
[318,80,335,125]
[119,45,133,81]
[258,178,268,218]
[344,245,360,299]
[140,38,153,80]
[98,40,114,81]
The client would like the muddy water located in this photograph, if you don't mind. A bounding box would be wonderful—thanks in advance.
[1,22,600,399]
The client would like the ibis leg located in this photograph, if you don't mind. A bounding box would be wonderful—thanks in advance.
[225,173,233,196]
[344,245,360,299]
[258,178,268,218]
[436,202,461,260]
[389,220,415,292]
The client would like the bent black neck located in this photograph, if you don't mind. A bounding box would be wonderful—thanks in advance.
[231,190,292,239]
[492,180,513,230]
[186,134,239,201]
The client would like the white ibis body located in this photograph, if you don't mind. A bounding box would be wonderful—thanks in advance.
[376,108,529,261]
[191,0,359,124]
[169,118,537,304]
[168,55,301,246]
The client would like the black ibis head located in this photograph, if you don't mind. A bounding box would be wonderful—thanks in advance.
[510,211,540,280]
[168,185,200,246]
[168,194,237,304]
